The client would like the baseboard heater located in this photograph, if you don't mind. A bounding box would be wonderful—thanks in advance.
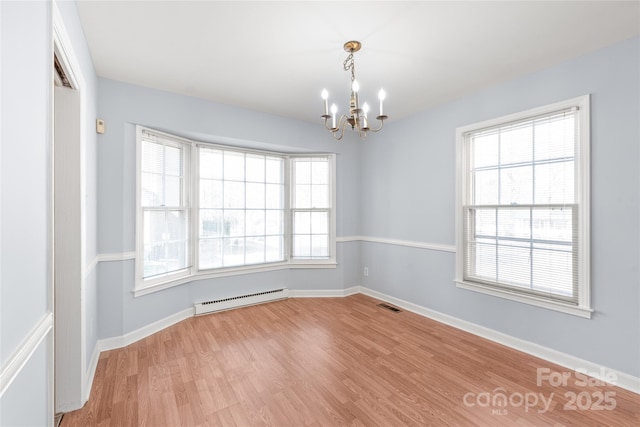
[194,288,290,315]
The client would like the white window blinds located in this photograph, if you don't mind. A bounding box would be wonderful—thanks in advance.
[462,106,583,305]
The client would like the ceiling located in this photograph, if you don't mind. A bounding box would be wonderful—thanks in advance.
[76,1,640,123]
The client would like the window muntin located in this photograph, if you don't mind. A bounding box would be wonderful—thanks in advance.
[136,126,336,293]
[456,96,590,316]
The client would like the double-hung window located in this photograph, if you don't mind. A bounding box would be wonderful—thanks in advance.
[135,126,336,294]
[291,156,333,260]
[136,128,191,286]
[455,96,591,317]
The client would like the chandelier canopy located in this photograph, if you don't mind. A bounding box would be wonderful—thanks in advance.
[321,41,387,140]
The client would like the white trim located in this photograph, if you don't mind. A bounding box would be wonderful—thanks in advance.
[358,286,639,395]
[289,286,361,298]
[96,251,136,262]
[455,280,593,318]
[0,313,53,397]
[454,95,591,317]
[337,235,456,253]
[53,2,88,413]
[133,262,338,297]
[97,307,194,353]
[83,343,101,404]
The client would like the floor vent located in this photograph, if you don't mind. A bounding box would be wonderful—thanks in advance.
[377,303,402,313]
[194,288,289,315]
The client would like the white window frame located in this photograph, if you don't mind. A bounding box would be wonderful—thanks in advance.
[135,127,192,290]
[455,95,592,318]
[135,126,336,296]
[289,155,337,265]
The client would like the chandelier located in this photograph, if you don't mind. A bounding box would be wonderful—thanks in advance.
[321,41,387,140]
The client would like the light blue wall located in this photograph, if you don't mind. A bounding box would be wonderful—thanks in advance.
[360,36,640,377]
[0,0,53,424]
[96,78,363,338]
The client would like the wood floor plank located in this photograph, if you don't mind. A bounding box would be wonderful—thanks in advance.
[61,294,640,426]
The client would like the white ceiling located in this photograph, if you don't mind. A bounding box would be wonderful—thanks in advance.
[76,1,640,123]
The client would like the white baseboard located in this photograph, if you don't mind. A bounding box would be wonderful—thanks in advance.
[97,307,194,353]
[87,286,639,397]
[83,343,101,404]
[359,286,640,395]
[289,286,360,298]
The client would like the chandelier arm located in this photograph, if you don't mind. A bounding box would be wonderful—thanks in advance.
[368,116,388,133]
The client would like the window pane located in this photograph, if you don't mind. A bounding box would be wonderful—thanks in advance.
[293,235,311,258]
[295,161,311,184]
[199,238,223,269]
[141,172,163,207]
[224,151,245,181]
[311,160,328,184]
[223,237,245,266]
[500,166,532,205]
[532,207,573,243]
[266,184,283,209]
[200,179,223,208]
[311,184,329,208]
[246,154,265,182]
[245,237,265,264]
[472,132,499,168]
[294,211,311,234]
[497,208,531,240]
[497,242,530,288]
[311,235,328,257]
[246,183,265,209]
[500,123,532,165]
[200,209,223,238]
[200,149,223,179]
[295,184,311,208]
[311,212,328,234]
[266,157,283,183]
[534,161,574,204]
[224,210,245,237]
[474,208,496,237]
[165,145,182,176]
[534,115,574,162]
[531,243,573,296]
[266,236,284,262]
[224,181,244,208]
[165,176,182,206]
[266,210,283,235]
[473,238,497,281]
[473,169,498,205]
[246,210,265,236]
[141,141,163,173]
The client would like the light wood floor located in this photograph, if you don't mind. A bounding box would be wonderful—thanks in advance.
[61,294,639,426]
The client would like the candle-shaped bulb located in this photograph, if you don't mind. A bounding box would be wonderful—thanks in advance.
[378,88,386,116]
[321,89,329,116]
[330,104,338,129]
[352,80,360,93]
[362,102,370,117]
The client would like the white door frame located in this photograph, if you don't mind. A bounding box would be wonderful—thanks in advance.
[52,2,87,413]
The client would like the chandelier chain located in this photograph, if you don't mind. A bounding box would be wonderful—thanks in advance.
[343,52,356,82]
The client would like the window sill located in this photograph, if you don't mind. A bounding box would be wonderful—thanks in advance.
[455,280,593,319]
[134,261,338,297]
